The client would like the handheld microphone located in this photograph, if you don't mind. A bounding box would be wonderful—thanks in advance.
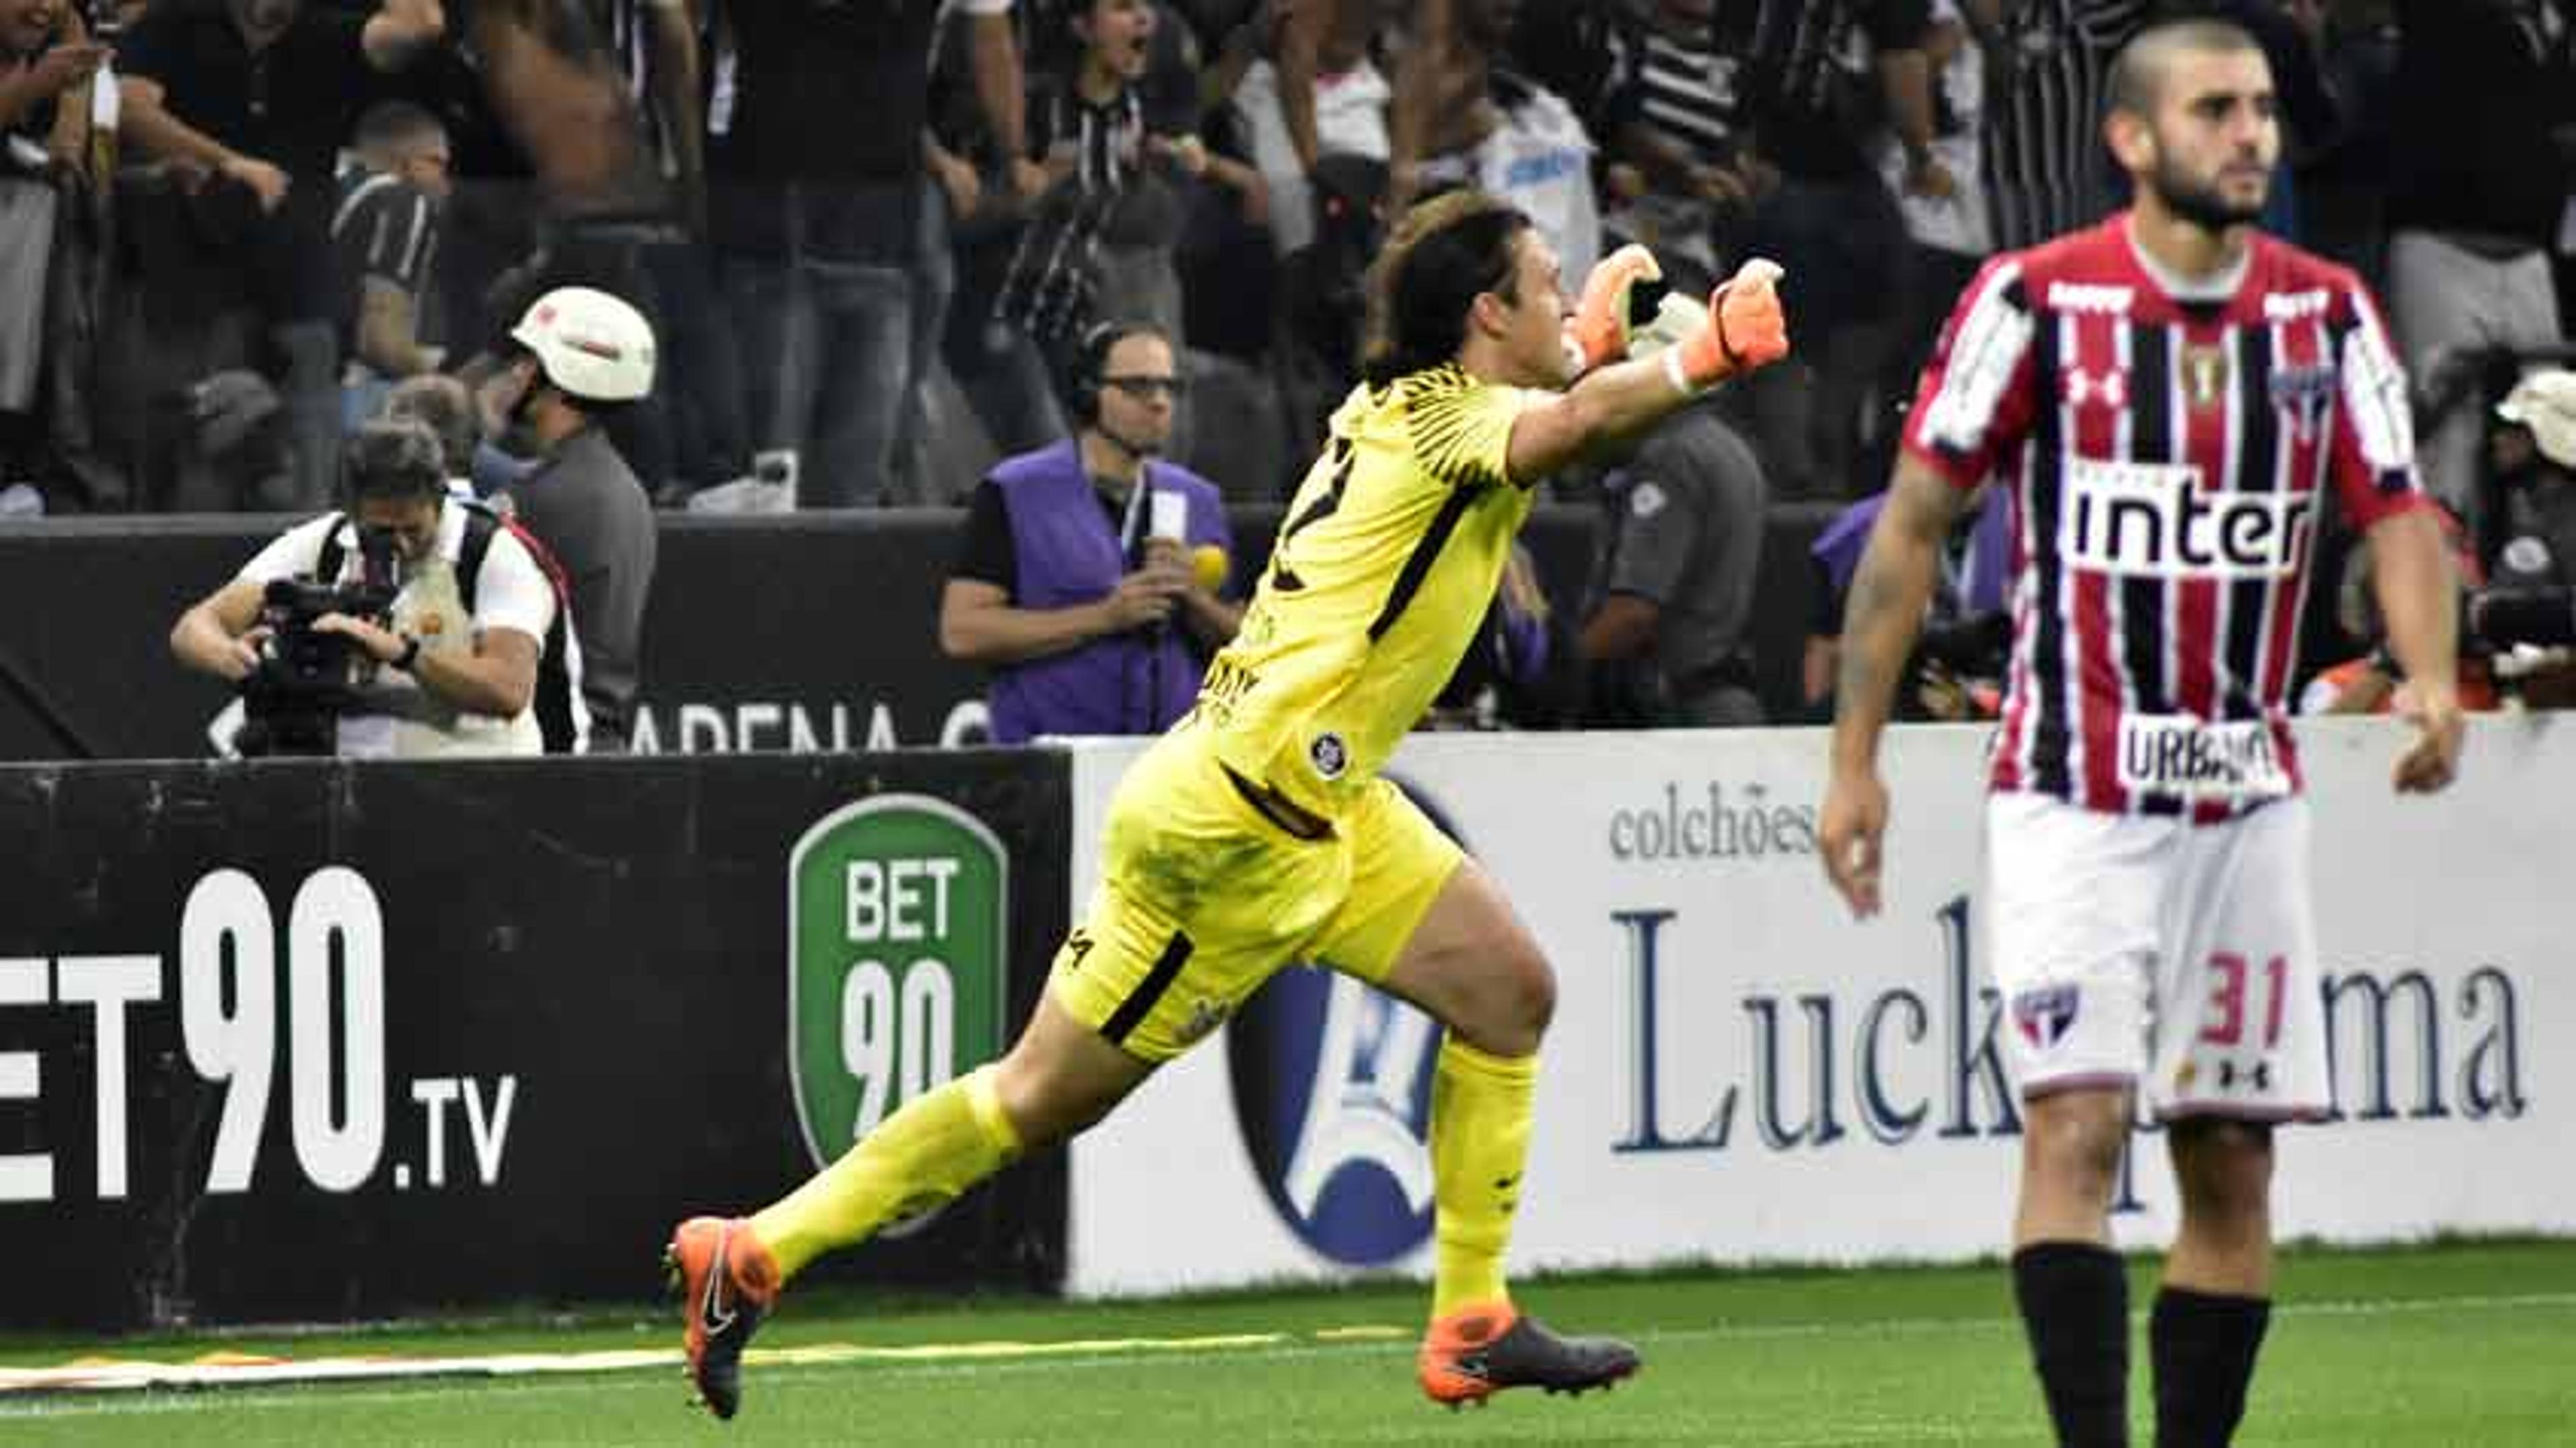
[1138,484,1186,643]
[1191,543,1228,593]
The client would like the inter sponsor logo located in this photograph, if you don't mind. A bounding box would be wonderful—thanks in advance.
[2116,714,2292,799]
[2060,457,2314,579]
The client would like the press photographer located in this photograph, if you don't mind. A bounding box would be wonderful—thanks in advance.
[170,419,564,757]
[2302,501,2576,715]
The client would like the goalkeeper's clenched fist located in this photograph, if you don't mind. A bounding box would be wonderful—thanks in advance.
[1563,248,1790,391]
[1675,257,1790,390]
[1563,243,1666,374]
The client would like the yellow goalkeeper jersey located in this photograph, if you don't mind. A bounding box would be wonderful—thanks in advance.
[1197,362,1542,821]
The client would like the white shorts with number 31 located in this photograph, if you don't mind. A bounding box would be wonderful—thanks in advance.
[1984,791,2332,1121]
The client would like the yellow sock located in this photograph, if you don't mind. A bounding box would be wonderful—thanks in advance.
[1428,1037,1536,1317]
[751,1064,1022,1282]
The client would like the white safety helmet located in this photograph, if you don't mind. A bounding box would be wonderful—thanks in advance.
[511,286,657,403]
[2498,368,2576,471]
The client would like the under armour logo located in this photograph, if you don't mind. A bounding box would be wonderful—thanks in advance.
[2216,1059,2273,1091]
[2063,367,2129,410]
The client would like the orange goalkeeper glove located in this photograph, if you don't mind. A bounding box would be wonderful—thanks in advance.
[1669,258,1790,392]
[1562,243,1664,374]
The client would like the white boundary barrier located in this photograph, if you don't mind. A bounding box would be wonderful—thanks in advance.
[1061,718,2569,1296]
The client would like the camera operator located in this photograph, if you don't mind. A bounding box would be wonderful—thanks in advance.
[170,417,559,757]
[2302,499,2576,715]
[2491,368,2576,591]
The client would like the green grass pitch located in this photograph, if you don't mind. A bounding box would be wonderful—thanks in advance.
[3,1239,2570,1445]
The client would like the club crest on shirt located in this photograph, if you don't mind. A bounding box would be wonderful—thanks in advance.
[2269,362,2335,444]
[1309,731,1349,781]
[1175,996,1230,1046]
[2012,984,2082,1050]
[2182,344,2231,411]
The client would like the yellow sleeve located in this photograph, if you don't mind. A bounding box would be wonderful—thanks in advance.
[1405,373,1530,491]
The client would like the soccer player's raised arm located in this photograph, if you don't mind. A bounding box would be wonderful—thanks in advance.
[1820,458,1966,918]
[1505,259,1788,484]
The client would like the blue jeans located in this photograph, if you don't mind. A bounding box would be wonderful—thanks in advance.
[340,372,394,437]
[270,319,341,511]
[646,236,747,493]
[883,178,957,506]
[955,321,1066,458]
[724,251,912,511]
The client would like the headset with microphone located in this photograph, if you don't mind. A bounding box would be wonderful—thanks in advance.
[1068,319,1166,466]
[1068,320,1208,729]
[1070,323,1224,589]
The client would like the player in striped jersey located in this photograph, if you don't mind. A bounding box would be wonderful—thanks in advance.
[1821,19,2462,1448]
[665,192,1791,1420]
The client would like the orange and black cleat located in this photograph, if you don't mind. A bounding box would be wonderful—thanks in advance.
[663,1216,780,1420]
[1417,1300,1641,1408]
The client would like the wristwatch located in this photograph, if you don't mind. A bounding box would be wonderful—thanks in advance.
[392,634,423,673]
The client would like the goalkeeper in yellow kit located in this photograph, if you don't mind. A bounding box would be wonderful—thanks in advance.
[665,191,1791,1420]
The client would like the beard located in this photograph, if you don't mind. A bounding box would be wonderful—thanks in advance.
[2150,153,2269,234]
[497,371,548,455]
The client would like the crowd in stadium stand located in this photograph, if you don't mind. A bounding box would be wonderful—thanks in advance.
[7,0,2576,725]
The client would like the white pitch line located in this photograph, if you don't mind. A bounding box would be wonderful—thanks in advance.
[3,1290,2571,1412]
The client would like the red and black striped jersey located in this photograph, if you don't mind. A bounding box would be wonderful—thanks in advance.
[1902,212,2428,818]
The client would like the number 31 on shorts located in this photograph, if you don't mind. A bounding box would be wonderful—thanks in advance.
[2200,951,2288,1048]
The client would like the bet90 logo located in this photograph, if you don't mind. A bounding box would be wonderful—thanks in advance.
[788,796,1008,1208]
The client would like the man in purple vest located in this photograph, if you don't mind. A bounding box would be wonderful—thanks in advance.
[941,321,1241,741]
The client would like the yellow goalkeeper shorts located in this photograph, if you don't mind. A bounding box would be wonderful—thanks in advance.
[1047,719,1463,1062]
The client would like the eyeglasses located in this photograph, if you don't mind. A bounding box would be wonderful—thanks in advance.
[1102,375,1187,401]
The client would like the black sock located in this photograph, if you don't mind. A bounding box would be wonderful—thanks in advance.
[2151,1287,2271,1448]
[2012,1243,2132,1448]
